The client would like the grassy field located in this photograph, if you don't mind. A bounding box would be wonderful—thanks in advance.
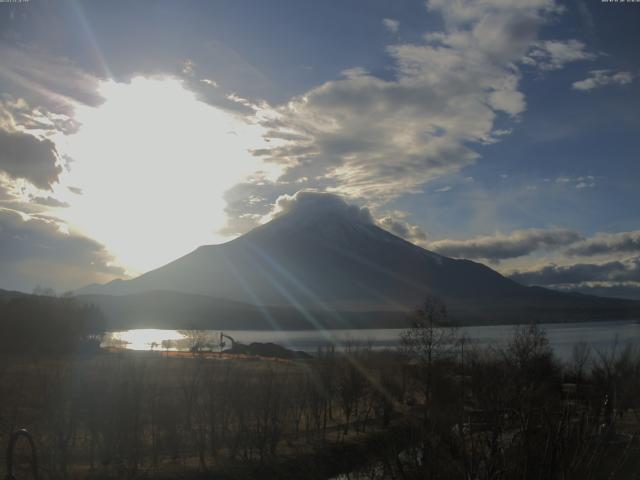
[2,322,640,479]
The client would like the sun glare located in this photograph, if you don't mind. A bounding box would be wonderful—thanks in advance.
[55,77,272,275]
[106,329,186,350]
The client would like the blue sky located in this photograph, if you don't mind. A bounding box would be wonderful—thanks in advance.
[1,0,639,298]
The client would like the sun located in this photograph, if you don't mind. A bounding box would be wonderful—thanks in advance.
[55,76,271,275]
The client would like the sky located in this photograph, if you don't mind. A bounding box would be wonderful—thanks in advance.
[1,0,639,299]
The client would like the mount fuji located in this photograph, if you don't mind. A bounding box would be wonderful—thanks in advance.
[77,193,640,328]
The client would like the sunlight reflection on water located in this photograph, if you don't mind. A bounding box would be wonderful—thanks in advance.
[104,329,187,351]
[102,320,640,361]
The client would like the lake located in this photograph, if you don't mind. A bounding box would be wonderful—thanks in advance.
[103,319,640,361]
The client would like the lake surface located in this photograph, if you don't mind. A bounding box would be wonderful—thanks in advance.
[104,319,640,360]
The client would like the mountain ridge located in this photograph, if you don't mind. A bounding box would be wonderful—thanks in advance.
[75,192,640,326]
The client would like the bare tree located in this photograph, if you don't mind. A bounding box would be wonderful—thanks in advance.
[569,340,592,384]
[400,296,458,401]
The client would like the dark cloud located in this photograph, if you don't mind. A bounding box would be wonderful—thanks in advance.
[0,42,103,117]
[509,257,640,286]
[218,175,302,236]
[429,228,582,262]
[566,231,640,256]
[0,179,18,206]
[31,196,69,208]
[0,128,61,189]
[0,208,125,292]
[552,282,640,301]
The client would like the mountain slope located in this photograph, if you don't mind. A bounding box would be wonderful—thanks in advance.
[77,193,640,325]
[77,291,410,330]
[0,288,30,303]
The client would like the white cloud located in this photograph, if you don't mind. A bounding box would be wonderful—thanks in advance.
[181,59,196,76]
[524,39,596,70]
[248,0,571,210]
[552,175,597,189]
[427,0,563,26]
[377,211,428,245]
[201,78,219,87]
[572,70,634,91]
[488,89,526,117]
[383,18,400,33]
[0,96,80,136]
[273,190,373,224]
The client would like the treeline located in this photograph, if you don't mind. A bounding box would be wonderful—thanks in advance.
[0,348,405,479]
[0,293,105,354]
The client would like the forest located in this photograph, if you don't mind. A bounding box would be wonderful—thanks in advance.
[0,292,105,354]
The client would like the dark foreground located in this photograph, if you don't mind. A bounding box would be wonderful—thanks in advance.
[2,320,640,480]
